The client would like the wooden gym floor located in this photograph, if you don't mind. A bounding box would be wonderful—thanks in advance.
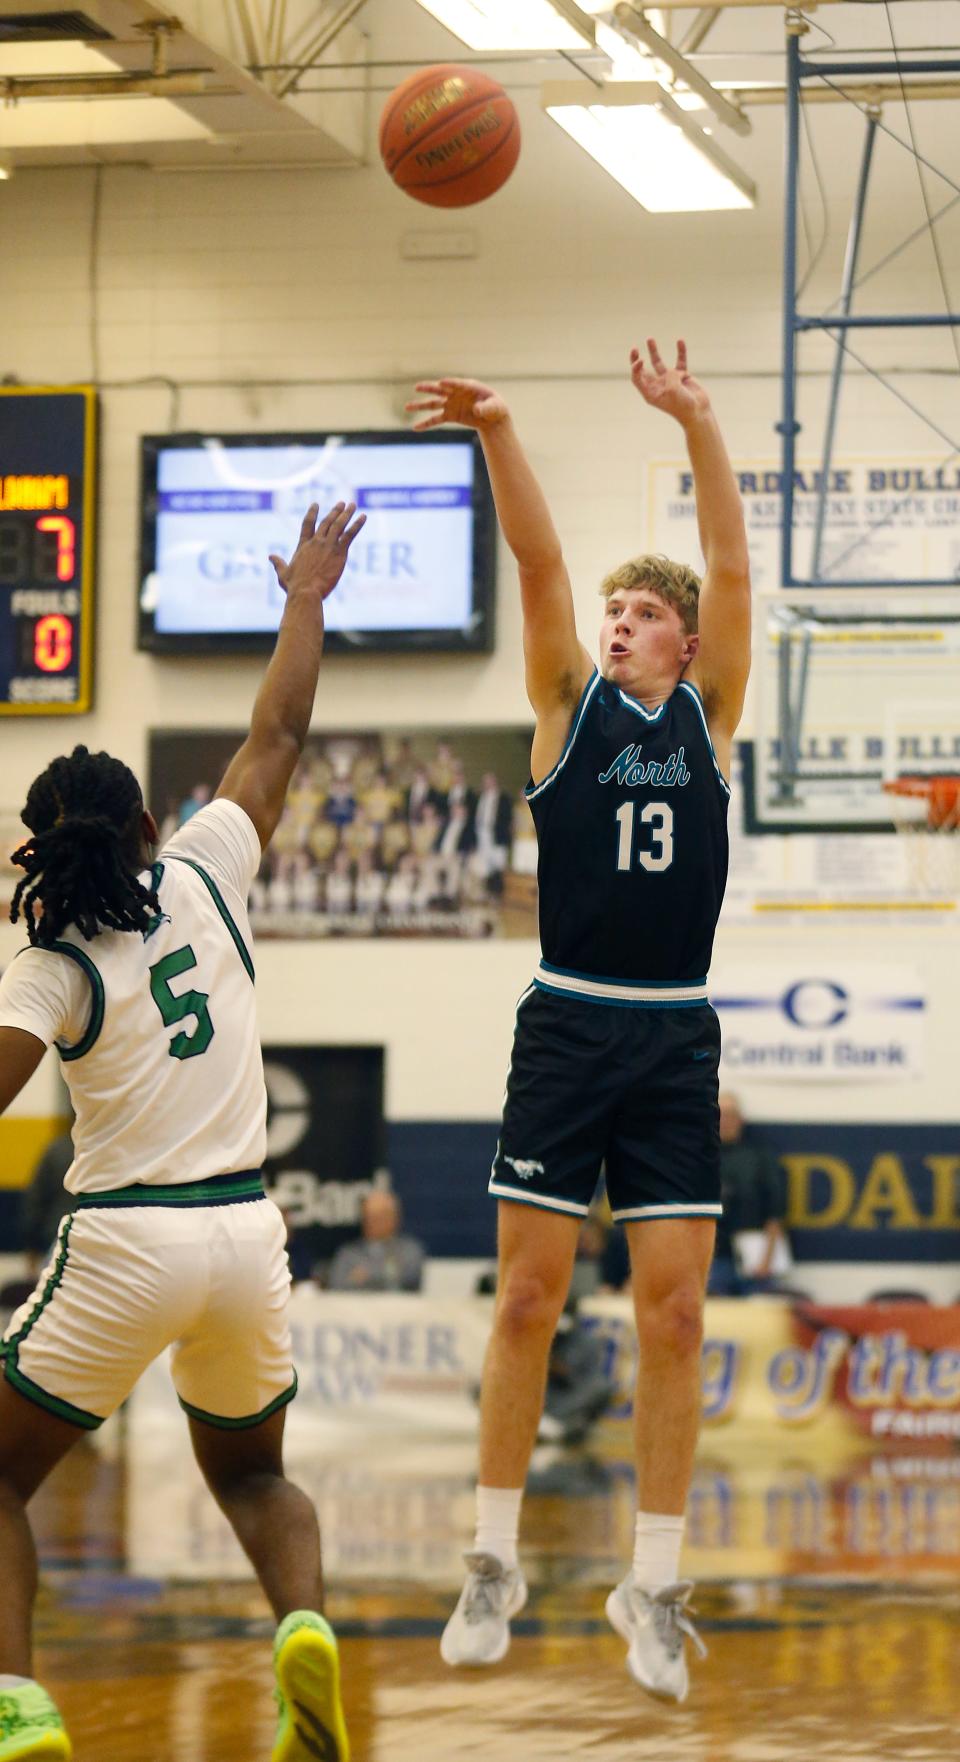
[27,1423,959,1761]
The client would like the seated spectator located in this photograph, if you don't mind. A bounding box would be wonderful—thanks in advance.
[469,1271,615,1447]
[326,1191,425,1292]
[570,1208,608,1299]
[540,1299,617,1446]
[709,1092,788,1296]
[600,1224,630,1294]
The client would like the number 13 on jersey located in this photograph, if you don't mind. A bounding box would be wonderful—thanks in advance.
[615,800,674,873]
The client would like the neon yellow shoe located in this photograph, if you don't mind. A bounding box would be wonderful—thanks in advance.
[0,1683,71,1760]
[272,1611,349,1762]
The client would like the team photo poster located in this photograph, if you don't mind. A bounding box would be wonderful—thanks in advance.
[148,726,538,941]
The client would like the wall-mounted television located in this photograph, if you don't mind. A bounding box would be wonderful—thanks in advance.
[138,429,497,655]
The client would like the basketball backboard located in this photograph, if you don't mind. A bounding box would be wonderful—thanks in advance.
[746,589,960,835]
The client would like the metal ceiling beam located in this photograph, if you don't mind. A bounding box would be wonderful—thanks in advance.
[273,0,367,98]
[230,0,266,68]
[679,8,721,54]
[737,80,960,104]
[0,72,208,98]
[613,3,750,133]
[550,0,598,43]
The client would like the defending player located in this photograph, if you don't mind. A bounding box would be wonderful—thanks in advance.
[0,501,364,1761]
[409,340,750,1702]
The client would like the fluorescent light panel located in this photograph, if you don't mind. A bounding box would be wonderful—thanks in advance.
[546,101,753,211]
[414,0,591,52]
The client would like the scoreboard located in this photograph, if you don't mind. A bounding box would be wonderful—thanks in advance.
[0,386,96,715]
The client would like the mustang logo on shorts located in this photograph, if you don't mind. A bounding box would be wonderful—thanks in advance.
[503,1155,545,1180]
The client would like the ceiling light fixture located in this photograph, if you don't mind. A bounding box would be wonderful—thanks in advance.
[542,80,755,212]
[413,0,595,53]
[595,17,669,85]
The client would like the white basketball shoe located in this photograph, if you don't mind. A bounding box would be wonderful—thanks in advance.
[605,1576,707,1703]
[440,1551,528,1666]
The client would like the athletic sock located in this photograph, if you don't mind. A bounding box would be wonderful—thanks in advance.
[632,1511,684,1593]
[474,1485,523,1571]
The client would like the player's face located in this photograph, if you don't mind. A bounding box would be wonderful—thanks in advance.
[599,587,696,693]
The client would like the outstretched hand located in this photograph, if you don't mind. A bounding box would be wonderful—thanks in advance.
[269,500,367,601]
[630,338,711,426]
[406,377,510,432]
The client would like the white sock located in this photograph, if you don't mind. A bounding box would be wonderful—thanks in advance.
[474,1485,523,1571]
[0,1676,31,1690]
[632,1511,684,1593]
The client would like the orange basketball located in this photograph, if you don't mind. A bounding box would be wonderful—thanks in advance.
[379,63,520,208]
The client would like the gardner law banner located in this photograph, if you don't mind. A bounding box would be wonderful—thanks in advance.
[126,1295,960,1583]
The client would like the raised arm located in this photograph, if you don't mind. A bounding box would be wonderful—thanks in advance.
[216,500,366,849]
[407,379,593,732]
[631,339,751,748]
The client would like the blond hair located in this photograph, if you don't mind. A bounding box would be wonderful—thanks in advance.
[599,554,701,635]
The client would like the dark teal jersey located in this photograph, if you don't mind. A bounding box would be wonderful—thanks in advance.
[525,671,730,986]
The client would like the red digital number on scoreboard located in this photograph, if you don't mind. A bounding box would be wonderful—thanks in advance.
[35,515,76,583]
[34,613,74,674]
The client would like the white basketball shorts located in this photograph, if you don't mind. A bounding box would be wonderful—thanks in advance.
[1,1177,295,1430]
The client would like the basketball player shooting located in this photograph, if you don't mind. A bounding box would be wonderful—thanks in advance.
[408,340,750,1701]
[0,501,364,1762]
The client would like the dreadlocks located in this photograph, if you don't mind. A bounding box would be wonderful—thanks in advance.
[11,745,160,947]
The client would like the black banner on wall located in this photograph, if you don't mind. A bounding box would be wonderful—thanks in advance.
[263,1045,386,1274]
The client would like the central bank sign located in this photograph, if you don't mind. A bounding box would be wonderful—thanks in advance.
[712,965,925,1081]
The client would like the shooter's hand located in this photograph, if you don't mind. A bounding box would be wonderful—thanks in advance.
[630,338,712,428]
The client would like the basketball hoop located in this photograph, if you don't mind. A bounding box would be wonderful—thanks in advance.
[882,775,960,899]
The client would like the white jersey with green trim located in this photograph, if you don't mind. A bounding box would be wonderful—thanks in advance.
[0,800,266,1195]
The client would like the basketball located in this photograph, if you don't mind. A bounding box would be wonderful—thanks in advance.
[379,63,520,208]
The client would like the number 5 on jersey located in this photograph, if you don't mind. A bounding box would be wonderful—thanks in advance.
[149,945,214,1059]
[615,800,674,873]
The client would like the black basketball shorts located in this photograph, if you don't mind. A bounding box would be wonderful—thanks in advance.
[489,982,722,1223]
